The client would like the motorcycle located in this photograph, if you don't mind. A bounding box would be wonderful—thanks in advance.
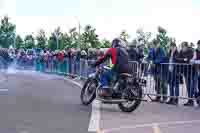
[80,66,146,112]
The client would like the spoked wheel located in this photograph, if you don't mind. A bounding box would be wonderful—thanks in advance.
[118,84,143,112]
[80,79,97,105]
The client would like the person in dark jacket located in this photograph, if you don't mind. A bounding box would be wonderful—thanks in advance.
[92,38,130,97]
[190,40,200,101]
[128,44,138,61]
[166,42,180,105]
[146,39,168,102]
[0,48,10,69]
[137,44,145,62]
[176,41,194,106]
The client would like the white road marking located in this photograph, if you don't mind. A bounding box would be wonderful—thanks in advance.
[0,89,8,91]
[102,119,200,133]
[64,78,101,132]
[152,123,162,133]
[88,100,101,132]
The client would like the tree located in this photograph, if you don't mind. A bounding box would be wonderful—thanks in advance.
[120,30,129,42]
[36,29,47,49]
[136,28,151,46]
[69,27,79,48]
[48,33,57,51]
[101,39,111,48]
[156,26,170,51]
[15,35,24,49]
[135,28,152,56]
[59,33,72,49]
[0,16,16,48]
[80,24,100,50]
[24,34,35,49]
[48,27,62,50]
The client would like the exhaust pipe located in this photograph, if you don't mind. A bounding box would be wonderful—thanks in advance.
[96,97,127,104]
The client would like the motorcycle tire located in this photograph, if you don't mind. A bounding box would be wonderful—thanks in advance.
[80,78,97,105]
[118,84,143,113]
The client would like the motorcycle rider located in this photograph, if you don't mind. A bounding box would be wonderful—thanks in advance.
[91,38,130,97]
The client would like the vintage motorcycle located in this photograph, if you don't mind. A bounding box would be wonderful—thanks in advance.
[80,66,146,112]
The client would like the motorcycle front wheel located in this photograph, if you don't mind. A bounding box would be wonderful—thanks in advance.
[80,78,97,105]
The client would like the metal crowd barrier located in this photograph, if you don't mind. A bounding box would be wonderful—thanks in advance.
[7,57,200,104]
[136,62,200,104]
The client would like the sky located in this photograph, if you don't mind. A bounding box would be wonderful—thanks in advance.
[0,0,200,44]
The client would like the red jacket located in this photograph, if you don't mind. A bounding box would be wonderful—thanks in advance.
[95,47,129,73]
[58,52,64,62]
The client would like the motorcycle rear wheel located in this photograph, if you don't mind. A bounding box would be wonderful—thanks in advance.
[118,84,143,112]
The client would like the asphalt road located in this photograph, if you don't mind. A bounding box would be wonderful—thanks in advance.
[100,98,200,133]
[1,70,200,133]
[0,70,91,133]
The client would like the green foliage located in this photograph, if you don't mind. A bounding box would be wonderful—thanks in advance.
[80,24,100,50]
[0,15,175,52]
[120,30,129,42]
[15,35,24,49]
[47,34,57,51]
[136,28,151,46]
[24,34,35,49]
[0,16,16,48]
[156,26,170,51]
[101,39,111,48]
[135,28,152,56]
[69,27,79,49]
[60,33,71,49]
[36,29,47,49]
[48,27,63,50]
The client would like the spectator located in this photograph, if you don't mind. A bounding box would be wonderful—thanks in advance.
[53,50,59,73]
[128,44,138,61]
[58,50,65,73]
[190,40,200,99]
[166,42,179,105]
[176,41,194,106]
[75,49,81,75]
[80,50,87,77]
[147,39,168,103]
[0,48,10,69]
[81,50,87,59]
[66,49,71,74]
[137,44,145,62]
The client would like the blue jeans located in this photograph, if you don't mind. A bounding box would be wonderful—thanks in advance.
[100,69,116,90]
[193,72,200,95]
[169,72,179,97]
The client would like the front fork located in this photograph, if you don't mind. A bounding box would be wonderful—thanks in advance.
[95,83,101,98]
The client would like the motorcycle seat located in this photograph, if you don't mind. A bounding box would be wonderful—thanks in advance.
[119,73,132,78]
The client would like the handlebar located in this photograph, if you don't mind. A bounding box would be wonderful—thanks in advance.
[95,65,111,72]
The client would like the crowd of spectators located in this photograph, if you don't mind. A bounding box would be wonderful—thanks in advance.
[1,40,200,106]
